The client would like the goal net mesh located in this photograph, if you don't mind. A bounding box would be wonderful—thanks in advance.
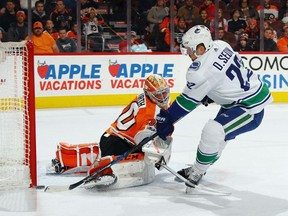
[0,41,33,188]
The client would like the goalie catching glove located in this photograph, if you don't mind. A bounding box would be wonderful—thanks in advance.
[142,136,173,168]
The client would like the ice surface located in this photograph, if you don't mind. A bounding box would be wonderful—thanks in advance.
[1,103,288,216]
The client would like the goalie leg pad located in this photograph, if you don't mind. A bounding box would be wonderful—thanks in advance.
[47,142,100,174]
[57,142,100,167]
[85,153,155,190]
[111,158,155,189]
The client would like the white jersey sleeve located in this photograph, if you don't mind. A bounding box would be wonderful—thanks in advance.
[182,56,223,102]
[178,40,272,114]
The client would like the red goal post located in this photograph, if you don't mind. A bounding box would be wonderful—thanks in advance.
[0,41,36,188]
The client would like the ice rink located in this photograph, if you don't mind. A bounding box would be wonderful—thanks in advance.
[1,103,288,216]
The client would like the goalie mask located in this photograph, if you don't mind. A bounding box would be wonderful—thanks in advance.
[144,74,170,109]
[181,25,213,57]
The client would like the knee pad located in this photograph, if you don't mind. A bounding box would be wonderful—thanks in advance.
[195,120,225,173]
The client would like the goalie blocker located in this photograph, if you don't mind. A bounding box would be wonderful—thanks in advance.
[47,136,172,189]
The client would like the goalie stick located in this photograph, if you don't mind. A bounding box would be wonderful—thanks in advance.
[156,160,231,196]
[44,133,158,192]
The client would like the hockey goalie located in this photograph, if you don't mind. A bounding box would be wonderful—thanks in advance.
[47,74,173,190]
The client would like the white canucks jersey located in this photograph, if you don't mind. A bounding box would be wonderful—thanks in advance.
[180,40,272,114]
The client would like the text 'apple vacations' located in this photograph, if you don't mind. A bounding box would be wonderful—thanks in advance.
[40,80,102,91]
[110,78,175,89]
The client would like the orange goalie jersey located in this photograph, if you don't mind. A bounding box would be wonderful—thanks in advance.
[107,92,162,146]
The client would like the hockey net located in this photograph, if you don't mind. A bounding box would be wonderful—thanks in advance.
[0,41,36,188]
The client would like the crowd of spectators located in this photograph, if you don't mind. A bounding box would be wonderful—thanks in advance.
[0,0,288,53]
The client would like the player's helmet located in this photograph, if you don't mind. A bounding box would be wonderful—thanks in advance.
[181,25,213,56]
[144,74,170,109]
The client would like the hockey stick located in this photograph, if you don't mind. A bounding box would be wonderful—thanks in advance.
[156,161,231,196]
[44,133,158,192]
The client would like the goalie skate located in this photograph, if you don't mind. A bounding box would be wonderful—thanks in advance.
[84,174,117,190]
[46,158,68,174]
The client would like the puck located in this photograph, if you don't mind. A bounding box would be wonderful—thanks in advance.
[36,185,45,190]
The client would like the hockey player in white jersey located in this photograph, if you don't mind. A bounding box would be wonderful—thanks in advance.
[156,25,273,190]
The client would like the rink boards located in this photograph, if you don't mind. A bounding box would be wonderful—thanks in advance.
[33,53,288,108]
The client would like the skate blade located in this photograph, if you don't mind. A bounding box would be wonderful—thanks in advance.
[185,185,231,196]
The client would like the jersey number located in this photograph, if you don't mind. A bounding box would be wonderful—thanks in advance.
[116,102,137,131]
[226,55,253,91]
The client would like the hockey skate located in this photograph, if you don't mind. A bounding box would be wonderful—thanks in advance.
[175,165,206,184]
[83,173,117,190]
[185,165,204,186]
[174,166,192,182]
[184,166,206,194]
[46,158,68,174]
[83,165,118,190]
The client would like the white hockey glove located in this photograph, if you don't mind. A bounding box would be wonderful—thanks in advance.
[142,136,173,169]
[134,127,156,145]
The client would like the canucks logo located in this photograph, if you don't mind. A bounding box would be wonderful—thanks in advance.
[189,61,201,70]
[194,27,201,33]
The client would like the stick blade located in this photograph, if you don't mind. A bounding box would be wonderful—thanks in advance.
[44,185,70,192]
[68,180,84,190]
